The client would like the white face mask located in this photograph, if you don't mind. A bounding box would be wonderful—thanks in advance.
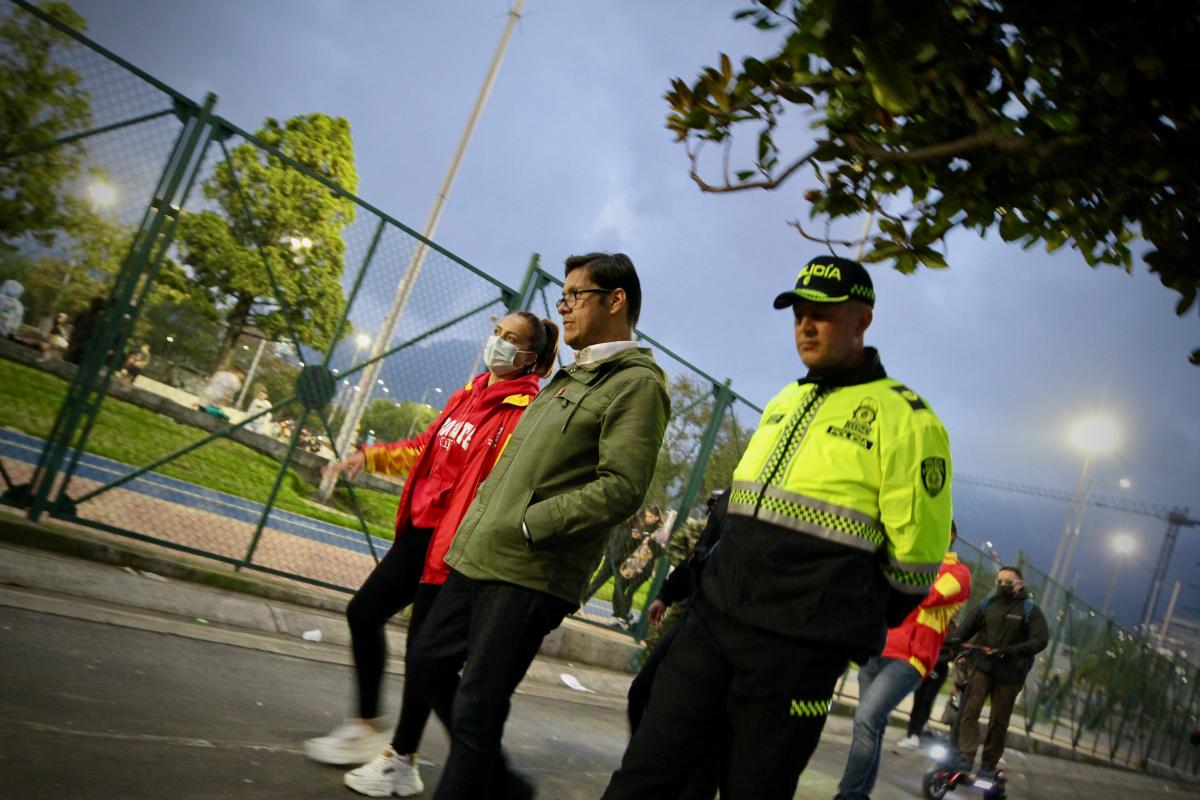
[483,335,530,376]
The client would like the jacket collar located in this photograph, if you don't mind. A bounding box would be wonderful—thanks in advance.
[798,347,887,388]
[466,371,541,405]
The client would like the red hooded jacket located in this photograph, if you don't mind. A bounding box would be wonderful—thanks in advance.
[881,551,972,678]
[360,371,540,584]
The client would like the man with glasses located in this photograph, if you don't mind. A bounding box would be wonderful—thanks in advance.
[604,255,954,799]
[947,566,1048,780]
[405,252,670,799]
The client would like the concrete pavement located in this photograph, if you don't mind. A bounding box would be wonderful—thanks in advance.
[1,522,1197,798]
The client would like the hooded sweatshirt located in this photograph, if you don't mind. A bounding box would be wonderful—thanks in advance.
[361,371,540,584]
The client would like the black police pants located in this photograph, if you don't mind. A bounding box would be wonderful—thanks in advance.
[405,570,575,800]
[906,666,949,738]
[603,597,848,800]
[626,610,720,800]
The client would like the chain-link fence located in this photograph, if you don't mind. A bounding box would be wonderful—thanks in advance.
[0,0,1195,777]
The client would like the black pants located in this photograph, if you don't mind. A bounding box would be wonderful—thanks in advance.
[406,570,575,799]
[907,666,949,738]
[345,525,439,753]
[626,611,719,800]
[603,598,848,800]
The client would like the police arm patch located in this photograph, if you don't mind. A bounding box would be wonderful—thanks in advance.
[921,457,946,497]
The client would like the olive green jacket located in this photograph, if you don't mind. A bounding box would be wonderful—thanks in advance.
[444,346,670,604]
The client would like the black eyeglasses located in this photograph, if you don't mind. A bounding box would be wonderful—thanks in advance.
[555,288,611,311]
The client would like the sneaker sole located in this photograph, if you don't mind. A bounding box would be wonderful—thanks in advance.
[343,773,395,798]
[304,739,391,766]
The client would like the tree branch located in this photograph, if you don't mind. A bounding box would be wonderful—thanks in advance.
[844,131,1050,163]
[786,217,858,249]
[689,144,818,193]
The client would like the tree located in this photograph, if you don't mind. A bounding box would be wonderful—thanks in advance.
[646,375,744,514]
[359,398,438,444]
[0,1,91,252]
[666,1,1200,361]
[0,200,129,324]
[176,114,358,370]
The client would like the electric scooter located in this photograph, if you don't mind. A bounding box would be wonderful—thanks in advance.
[921,645,1008,800]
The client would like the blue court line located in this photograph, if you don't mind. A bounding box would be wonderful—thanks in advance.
[0,429,381,557]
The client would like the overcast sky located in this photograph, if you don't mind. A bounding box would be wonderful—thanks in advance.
[66,1,1199,630]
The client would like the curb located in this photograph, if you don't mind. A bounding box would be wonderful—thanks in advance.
[0,510,643,674]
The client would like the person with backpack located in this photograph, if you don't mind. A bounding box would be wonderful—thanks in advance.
[947,565,1049,780]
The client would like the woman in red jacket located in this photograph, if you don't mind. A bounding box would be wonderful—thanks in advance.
[305,311,558,798]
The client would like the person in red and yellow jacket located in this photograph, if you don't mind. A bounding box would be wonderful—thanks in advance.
[835,522,971,800]
[303,311,558,799]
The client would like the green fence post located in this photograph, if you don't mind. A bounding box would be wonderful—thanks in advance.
[631,379,735,642]
[508,254,545,312]
[26,93,218,521]
[239,407,311,570]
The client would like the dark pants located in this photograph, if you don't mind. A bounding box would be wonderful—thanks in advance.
[603,598,848,800]
[587,533,634,620]
[907,666,949,738]
[626,612,719,800]
[957,669,1022,769]
[345,526,438,753]
[406,570,575,799]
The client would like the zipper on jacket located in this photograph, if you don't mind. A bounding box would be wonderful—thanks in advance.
[725,384,829,604]
[753,384,830,515]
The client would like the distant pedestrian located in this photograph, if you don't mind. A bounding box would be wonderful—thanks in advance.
[585,519,639,625]
[64,297,105,365]
[121,343,151,383]
[247,389,273,434]
[41,312,70,355]
[0,279,25,337]
[304,313,557,799]
[200,365,245,407]
[947,566,1049,779]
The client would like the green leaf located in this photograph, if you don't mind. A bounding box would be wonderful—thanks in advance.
[916,248,949,268]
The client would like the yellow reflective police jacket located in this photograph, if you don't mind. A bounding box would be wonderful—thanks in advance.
[701,348,952,658]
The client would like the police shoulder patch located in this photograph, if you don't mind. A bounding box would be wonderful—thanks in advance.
[921,457,946,497]
[890,383,928,411]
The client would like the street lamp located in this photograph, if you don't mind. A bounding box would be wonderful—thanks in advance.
[86,178,118,209]
[1102,532,1138,617]
[1049,414,1120,592]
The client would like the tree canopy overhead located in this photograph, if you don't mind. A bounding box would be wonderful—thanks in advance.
[177,113,358,370]
[0,1,91,253]
[666,0,1200,361]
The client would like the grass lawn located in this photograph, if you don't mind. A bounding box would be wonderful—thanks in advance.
[0,358,398,540]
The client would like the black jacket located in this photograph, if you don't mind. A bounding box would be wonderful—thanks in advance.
[950,588,1049,684]
[656,490,729,606]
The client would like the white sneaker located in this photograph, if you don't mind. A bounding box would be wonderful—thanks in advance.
[344,747,425,797]
[896,734,921,750]
[303,718,391,765]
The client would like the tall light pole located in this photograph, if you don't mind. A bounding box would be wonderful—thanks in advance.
[319,0,525,502]
[405,387,443,439]
[1102,531,1137,617]
[1049,414,1120,597]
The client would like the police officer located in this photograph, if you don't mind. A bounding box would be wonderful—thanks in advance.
[602,255,954,799]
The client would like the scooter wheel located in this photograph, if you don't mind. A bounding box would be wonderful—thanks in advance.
[923,766,951,800]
